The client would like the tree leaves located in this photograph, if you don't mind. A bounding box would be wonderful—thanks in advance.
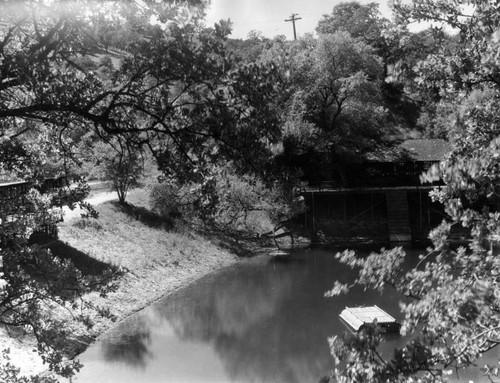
[326,3,500,380]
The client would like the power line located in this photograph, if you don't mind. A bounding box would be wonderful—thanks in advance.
[284,13,302,40]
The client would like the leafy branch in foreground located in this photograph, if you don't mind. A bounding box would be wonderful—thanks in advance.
[324,1,500,382]
[0,349,59,383]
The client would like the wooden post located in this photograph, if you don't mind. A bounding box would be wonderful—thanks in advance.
[371,192,374,223]
[312,191,316,231]
[304,196,307,230]
[419,189,423,229]
[343,193,347,225]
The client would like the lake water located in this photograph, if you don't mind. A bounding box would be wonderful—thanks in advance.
[73,247,495,383]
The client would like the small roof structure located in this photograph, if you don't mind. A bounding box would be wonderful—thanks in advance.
[339,305,398,332]
[400,139,451,162]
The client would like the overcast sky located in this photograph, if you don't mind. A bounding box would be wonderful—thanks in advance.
[203,0,393,40]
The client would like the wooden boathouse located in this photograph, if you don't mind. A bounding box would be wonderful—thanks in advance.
[301,139,451,244]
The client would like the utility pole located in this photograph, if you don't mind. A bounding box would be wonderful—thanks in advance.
[285,13,302,40]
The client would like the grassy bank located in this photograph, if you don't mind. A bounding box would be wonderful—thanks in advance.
[2,188,238,378]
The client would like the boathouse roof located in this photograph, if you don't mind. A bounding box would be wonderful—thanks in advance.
[400,139,451,162]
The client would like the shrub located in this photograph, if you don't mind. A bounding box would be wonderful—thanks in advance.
[149,182,196,221]
[149,169,303,237]
[72,218,103,231]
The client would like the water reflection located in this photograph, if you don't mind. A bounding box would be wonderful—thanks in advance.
[158,262,320,383]
[75,248,412,383]
[160,263,297,342]
[100,318,151,369]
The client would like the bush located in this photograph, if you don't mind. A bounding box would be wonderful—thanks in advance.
[214,173,278,235]
[149,182,198,220]
[149,169,303,237]
[72,218,103,231]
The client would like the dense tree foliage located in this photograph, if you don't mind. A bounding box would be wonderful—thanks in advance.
[260,31,402,186]
[0,0,284,179]
[326,1,500,382]
[150,164,301,238]
[316,1,453,133]
[316,2,385,47]
[224,2,446,186]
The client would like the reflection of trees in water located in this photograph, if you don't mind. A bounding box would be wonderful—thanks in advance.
[100,317,152,369]
[158,260,292,342]
[156,263,295,340]
[212,276,337,383]
[154,260,336,383]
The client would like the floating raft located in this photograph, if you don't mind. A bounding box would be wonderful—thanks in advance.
[339,305,400,333]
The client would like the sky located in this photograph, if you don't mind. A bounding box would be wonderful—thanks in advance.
[204,0,393,40]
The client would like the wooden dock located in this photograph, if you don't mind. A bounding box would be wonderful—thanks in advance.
[339,305,399,332]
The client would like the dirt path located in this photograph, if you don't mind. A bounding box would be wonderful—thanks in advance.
[62,182,117,221]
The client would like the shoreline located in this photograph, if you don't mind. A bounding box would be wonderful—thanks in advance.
[73,244,239,350]
[58,200,241,359]
[1,190,243,379]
